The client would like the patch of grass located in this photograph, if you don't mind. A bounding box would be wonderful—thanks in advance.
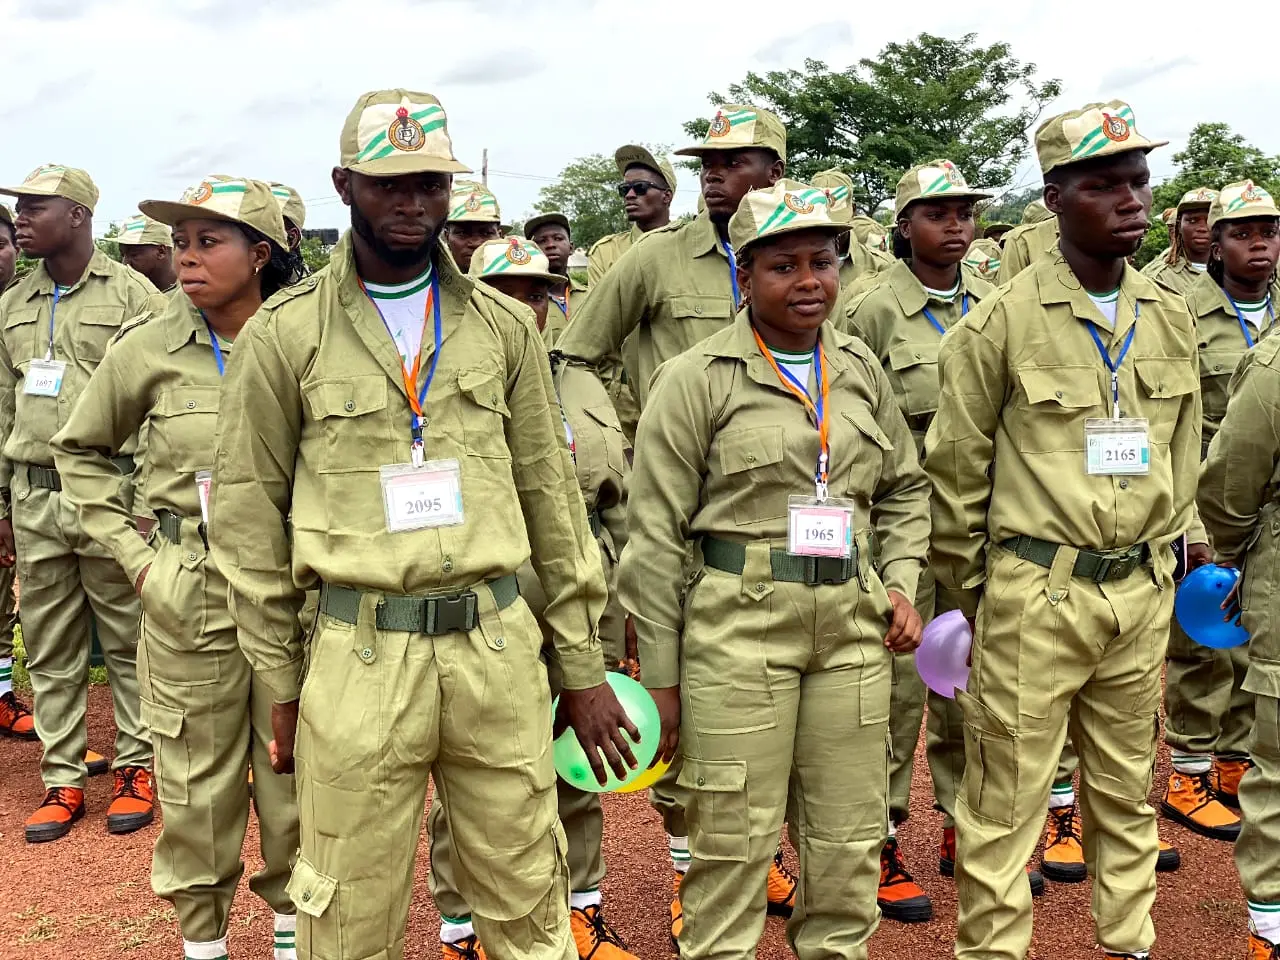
[17,914,57,944]
[111,907,175,952]
[13,625,109,688]
[1200,897,1246,923]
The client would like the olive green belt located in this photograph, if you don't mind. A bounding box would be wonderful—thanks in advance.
[27,456,135,491]
[320,576,520,636]
[999,535,1148,583]
[701,536,858,586]
[587,510,602,538]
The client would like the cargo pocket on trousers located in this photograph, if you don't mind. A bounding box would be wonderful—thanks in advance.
[678,758,749,862]
[288,856,337,919]
[956,691,1017,827]
[140,698,188,805]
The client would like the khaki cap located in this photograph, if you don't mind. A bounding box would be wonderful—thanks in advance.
[448,179,503,224]
[852,214,886,246]
[140,177,289,250]
[674,104,787,162]
[0,204,11,228]
[269,182,307,229]
[116,214,173,248]
[894,159,993,220]
[1035,100,1167,175]
[983,222,1013,238]
[0,163,99,213]
[1021,199,1052,224]
[810,169,855,224]
[524,212,570,239]
[1209,180,1280,227]
[729,179,848,258]
[469,237,565,286]
[340,89,471,177]
[615,145,677,192]
[1176,187,1218,216]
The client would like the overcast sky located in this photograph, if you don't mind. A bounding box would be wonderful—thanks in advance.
[4,0,1277,235]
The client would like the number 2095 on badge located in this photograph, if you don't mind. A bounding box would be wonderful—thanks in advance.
[380,460,464,533]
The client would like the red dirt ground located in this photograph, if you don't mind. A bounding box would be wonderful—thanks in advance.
[0,686,1247,959]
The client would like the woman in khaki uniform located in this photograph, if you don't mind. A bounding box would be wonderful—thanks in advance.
[841,160,996,920]
[52,178,303,960]
[1141,187,1216,296]
[1162,181,1280,844]
[427,236,639,960]
[621,180,930,960]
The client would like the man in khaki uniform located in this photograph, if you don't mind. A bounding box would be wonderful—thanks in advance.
[926,100,1199,960]
[811,169,888,290]
[115,214,176,294]
[1141,187,1216,296]
[444,179,504,273]
[557,104,798,936]
[208,88,636,960]
[1198,305,1280,960]
[525,213,584,348]
[0,165,165,842]
[587,145,676,284]
[994,195,1060,283]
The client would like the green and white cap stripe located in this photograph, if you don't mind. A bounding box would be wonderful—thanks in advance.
[340,89,471,177]
[469,237,565,285]
[139,176,289,250]
[894,159,993,219]
[269,182,306,230]
[728,178,849,258]
[1035,99,1167,175]
[116,214,172,248]
[448,179,503,223]
[811,169,856,224]
[1211,180,1280,226]
[674,103,787,161]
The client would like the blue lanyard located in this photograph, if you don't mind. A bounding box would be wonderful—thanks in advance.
[45,286,62,361]
[721,237,740,309]
[921,293,969,336]
[199,312,226,377]
[1225,293,1274,348]
[1085,300,1139,419]
[552,296,568,317]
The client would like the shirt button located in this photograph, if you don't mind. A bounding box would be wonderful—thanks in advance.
[755,582,766,593]
[495,637,505,649]
[344,400,356,412]
[361,647,373,661]
[1215,365,1223,372]
[489,393,498,405]
[1119,479,1129,489]
[1049,591,1060,602]
[694,306,703,315]
[302,892,311,902]
[186,400,196,410]
[1055,390,1064,399]
[187,553,197,562]
[746,454,756,463]
[442,556,453,572]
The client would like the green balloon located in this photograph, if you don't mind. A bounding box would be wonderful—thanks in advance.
[552,672,661,793]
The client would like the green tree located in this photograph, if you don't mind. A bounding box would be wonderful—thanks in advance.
[534,144,669,250]
[97,222,121,263]
[979,186,1043,227]
[683,34,1060,213]
[300,235,331,273]
[1134,122,1280,267]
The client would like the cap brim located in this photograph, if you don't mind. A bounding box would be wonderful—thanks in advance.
[673,143,762,157]
[1044,139,1170,175]
[0,185,75,203]
[897,190,995,219]
[346,154,473,176]
[1211,206,1280,227]
[524,215,570,238]
[738,221,851,255]
[138,201,287,250]
[481,270,567,286]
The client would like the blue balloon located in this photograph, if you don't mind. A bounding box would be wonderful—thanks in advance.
[1175,564,1249,649]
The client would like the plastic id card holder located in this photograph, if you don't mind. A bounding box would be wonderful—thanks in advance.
[787,495,854,558]
[1085,418,1149,476]
[24,359,65,397]
[379,459,464,533]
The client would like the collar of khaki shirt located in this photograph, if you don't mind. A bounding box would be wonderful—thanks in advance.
[18,247,115,301]
[1033,253,1163,345]
[163,293,219,354]
[1185,264,1261,323]
[703,309,857,394]
[885,257,985,317]
[688,209,728,259]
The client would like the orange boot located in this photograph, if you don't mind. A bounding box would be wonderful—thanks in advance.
[0,691,36,740]
[670,872,684,951]
[570,904,638,960]
[878,836,932,923]
[1157,838,1181,872]
[940,826,1045,896]
[1212,756,1253,810]
[84,749,109,777]
[24,786,85,843]
[1161,769,1241,841]
[106,766,154,834]
[1041,803,1086,883]
[441,935,487,960]
[1250,931,1280,958]
[766,847,797,917]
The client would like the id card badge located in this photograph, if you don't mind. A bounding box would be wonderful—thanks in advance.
[787,495,854,558]
[1085,418,1150,476]
[24,359,66,397]
[379,459,464,533]
[195,470,212,526]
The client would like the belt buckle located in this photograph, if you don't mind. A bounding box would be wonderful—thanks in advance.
[806,556,848,586]
[1090,556,1114,583]
[424,591,479,635]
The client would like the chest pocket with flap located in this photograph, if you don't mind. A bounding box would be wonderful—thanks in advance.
[1015,365,1101,453]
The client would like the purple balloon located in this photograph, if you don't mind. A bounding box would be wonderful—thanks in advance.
[915,609,972,699]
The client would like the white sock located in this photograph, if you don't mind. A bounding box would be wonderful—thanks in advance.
[668,834,690,874]
[440,916,475,945]
[1172,750,1212,775]
[274,913,296,960]
[888,820,897,837]
[1250,904,1280,944]
[570,889,602,910]
[0,656,12,696]
[1049,782,1075,809]
[184,938,229,960]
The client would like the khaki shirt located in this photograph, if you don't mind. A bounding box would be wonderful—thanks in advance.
[1198,335,1280,691]
[208,233,608,703]
[543,279,588,350]
[995,217,1060,284]
[0,250,165,515]
[1141,255,1203,297]
[842,259,994,455]
[587,225,645,286]
[620,312,930,687]
[51,294,218,584]
[925,255,1201,617]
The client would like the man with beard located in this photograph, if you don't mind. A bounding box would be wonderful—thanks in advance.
[209,88,638,960]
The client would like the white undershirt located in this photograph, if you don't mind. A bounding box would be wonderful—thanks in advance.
[1087,288,1120,328]
[1189,260,1208,273]
[922,278,961,303]
[363,265,433,367]
[770,348,813,390]
[1237,297,1270,331]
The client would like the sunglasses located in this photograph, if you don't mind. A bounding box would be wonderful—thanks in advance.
[615,180,667,198]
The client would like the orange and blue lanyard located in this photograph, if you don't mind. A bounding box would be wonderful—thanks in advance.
[753,327,830,499]
[921,294,969,336]
[1225,293,1274,348]
[721,237,740,308]
[361,275,443,467]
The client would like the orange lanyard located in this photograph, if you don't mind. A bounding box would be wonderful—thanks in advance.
[752,327,831,499]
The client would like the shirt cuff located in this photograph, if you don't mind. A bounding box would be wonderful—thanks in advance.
[635,615,681,689]
[556,646,608,692]
[113,534,157,588]
[879,559,923,603]
[253,658,304,704]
